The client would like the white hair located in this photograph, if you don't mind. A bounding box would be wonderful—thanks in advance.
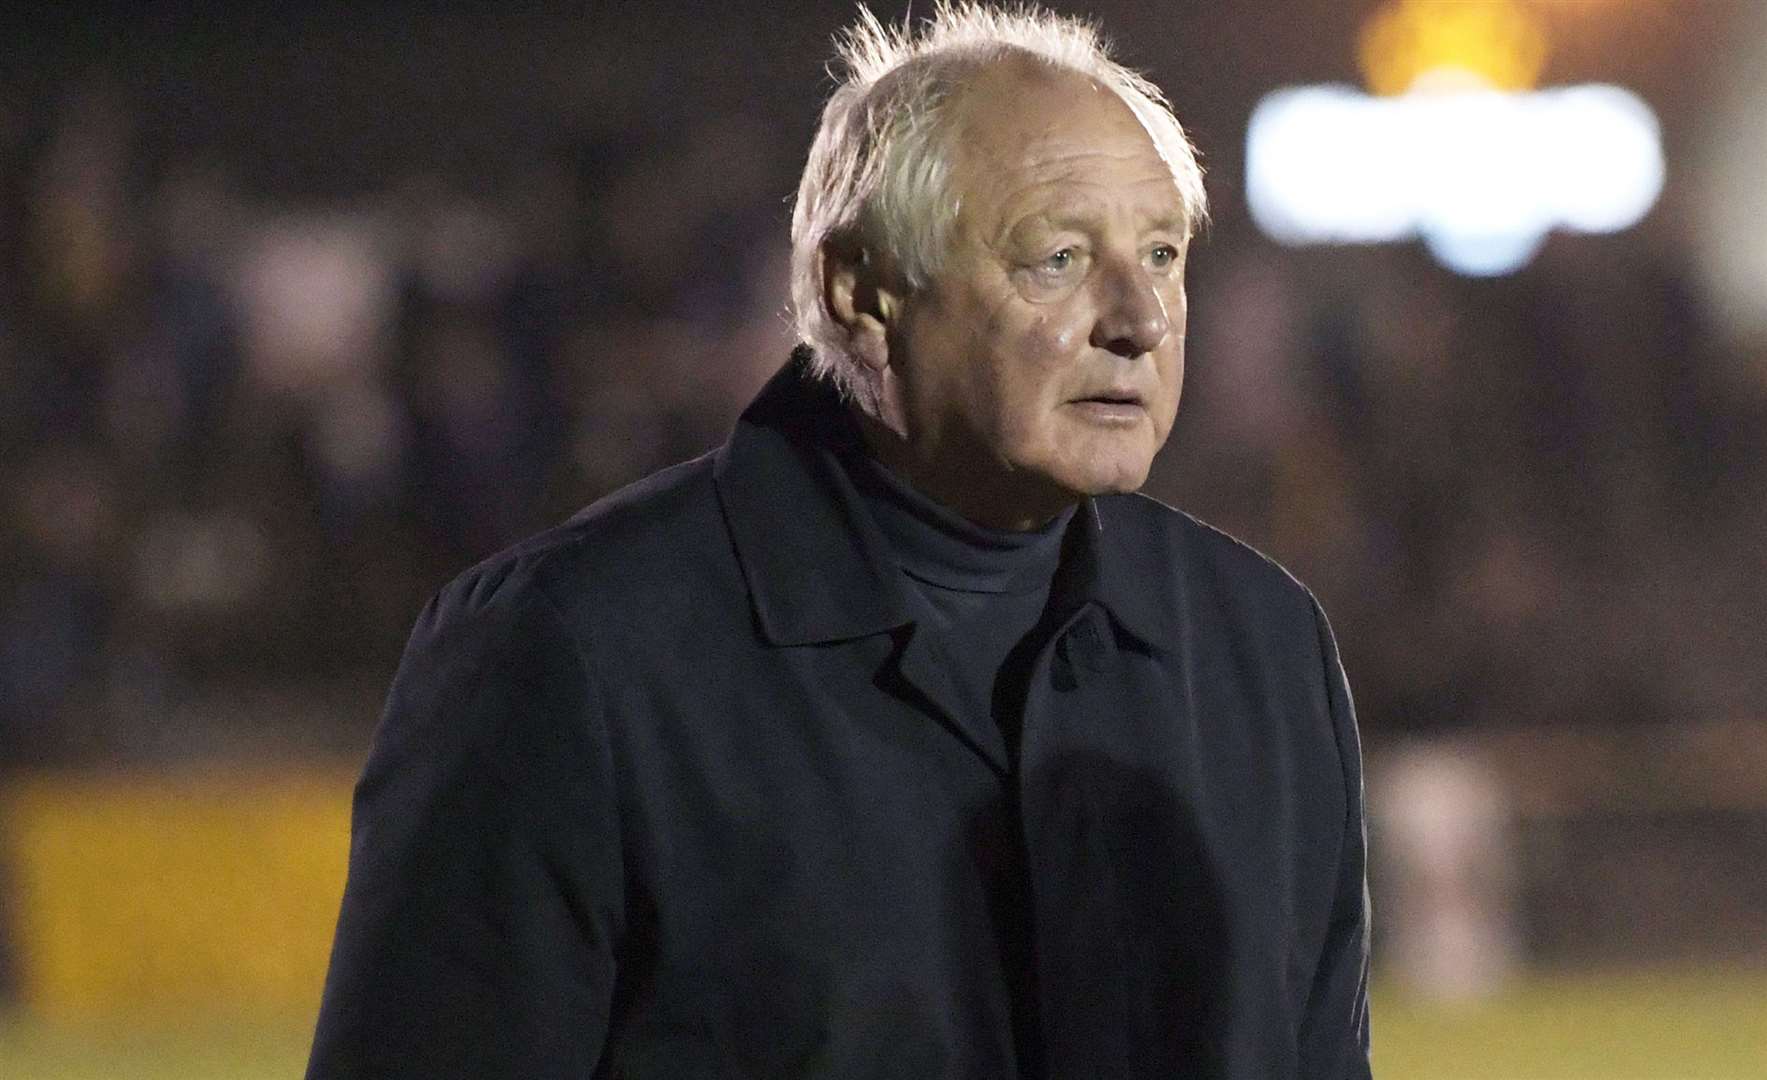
[789,1,1208,412]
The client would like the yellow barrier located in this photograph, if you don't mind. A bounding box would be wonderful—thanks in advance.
[0,766,356,1021]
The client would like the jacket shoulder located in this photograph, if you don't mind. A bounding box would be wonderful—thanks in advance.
[1103,491,1322,620]
[426,451,728,633]
[1111,493,1314,593]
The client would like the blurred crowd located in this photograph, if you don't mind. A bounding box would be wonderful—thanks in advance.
[0,74,798,764]
[3,55,1764,770]
[1165,226,1767,746]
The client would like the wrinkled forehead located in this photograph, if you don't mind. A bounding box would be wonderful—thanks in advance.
[943,61,1186,221]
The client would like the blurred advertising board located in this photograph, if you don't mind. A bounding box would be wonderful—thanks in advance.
[0,767,353,1020]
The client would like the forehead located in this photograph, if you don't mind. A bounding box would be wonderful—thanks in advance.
[944,62,1183,226]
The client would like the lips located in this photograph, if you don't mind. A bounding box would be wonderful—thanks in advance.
[1067,389,1149,424]
[1072,389,1145,407]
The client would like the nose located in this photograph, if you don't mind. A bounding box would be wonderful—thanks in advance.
[1089,259,1171,359]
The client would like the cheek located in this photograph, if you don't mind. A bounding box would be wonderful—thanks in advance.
[1005,311,1082,390]
[1146,351,1183,440]
[1038,311,1082,354]
[989,318,1077,436]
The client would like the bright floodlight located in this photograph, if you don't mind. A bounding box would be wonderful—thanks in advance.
[1246,82,1664,276]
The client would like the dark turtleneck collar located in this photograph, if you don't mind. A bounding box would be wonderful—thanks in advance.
[839,448,1074,595]
[714,348,1174,650]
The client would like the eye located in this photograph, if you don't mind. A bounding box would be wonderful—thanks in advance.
[1041,248,1076,273]
[1015,244,1090,296]
[1148,243,1180,269]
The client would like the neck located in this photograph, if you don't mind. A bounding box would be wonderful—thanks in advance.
[852,406,1080,532]
[842,448,1072,594]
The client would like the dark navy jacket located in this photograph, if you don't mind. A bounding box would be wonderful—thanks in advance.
[307,355,1373,1079]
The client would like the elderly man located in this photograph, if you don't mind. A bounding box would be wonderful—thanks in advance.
[308,5,1371,1079]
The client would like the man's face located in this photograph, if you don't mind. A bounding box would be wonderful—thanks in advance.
[878,64,1190,528]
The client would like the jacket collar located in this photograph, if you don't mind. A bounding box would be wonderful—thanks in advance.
[714,349,1172,651]
[1055,498,1172,651]
[713,349,913,646]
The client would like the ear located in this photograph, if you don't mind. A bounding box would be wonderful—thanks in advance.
[822,236,904,376]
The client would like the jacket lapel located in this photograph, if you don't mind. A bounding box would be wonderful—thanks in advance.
[713,351,904,647]
[714,351,1010,775]
[891,620,1012,776]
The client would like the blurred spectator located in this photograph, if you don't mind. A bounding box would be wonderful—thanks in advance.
[0,5,1763,778]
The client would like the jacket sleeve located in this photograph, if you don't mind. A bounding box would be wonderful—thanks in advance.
[307,567,623,1079]
[1298,597,1374,1079]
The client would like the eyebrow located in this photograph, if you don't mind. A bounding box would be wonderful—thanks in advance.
[1007,206,1189,242]
[1143,212,1189,236]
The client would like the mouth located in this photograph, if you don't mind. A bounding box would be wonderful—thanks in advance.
[1068,390,1148,422]
[1074,391,1144,407]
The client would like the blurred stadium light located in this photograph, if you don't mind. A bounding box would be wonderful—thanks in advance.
[1246,82,1663,275]
[1246,0,1664,276]
[1358,0,1548,96]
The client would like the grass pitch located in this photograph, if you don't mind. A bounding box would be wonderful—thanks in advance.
[2,968,1763,1079]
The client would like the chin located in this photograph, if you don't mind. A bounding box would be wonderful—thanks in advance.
[1048,453,1154,499]
[1036,416,1162,494]
[1070,434,1159,494]
[1093,466,1153,496]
